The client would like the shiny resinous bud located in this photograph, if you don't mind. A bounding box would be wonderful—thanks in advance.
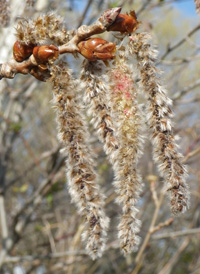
[78,38,116,61]
[33,45,59,64]
[108,10,138,34]
[13,41,35,62]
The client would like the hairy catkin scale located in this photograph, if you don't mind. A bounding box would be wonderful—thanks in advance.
[108,49,144,254]
[128,33,189,214]
[16,13,70,46]
[49,64,109,259]
[81,60,119,163]
[0,0,10,27]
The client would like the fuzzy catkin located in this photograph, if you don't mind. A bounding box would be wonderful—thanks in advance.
[16,13,70,45]
[81,60,119,163]
[108,51,144,254]
[128,33,189,214]
[49,64,109,259]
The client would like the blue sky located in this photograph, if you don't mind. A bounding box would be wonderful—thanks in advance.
[173,0,197,15]
[76,0,198,17]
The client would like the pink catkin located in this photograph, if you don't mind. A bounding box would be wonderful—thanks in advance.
[108,56,144,254]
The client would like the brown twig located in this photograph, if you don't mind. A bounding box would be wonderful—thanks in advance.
[134,192,164,265]
[151,218,174,234]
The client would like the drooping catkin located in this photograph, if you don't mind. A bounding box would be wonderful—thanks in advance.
[16,13,70,45]
[108,49,144,254]
[81,60,119,163]
[49,63,109,259]
[128,33,189,214]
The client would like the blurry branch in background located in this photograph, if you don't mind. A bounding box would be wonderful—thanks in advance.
[0,151,66,268]
[160,54,200,66]
[183,147,200,164]
[4,250,87,263]
[152,227,200,240]
[77,0,94,27]
[131,178,168,274]
[158,238,190,274]
[5,146,61,190]
[0,78,38,268]
[0,72,66,267]
[160,23,200,61]
[173,79,200,101]
[137,0,152,15]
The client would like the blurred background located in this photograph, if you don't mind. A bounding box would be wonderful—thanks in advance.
[0,0,199,273]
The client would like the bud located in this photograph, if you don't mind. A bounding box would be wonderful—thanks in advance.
[30,66,51,82]
[99,7,121,28]
[13,41,34,62]
[33,45,59,64]
[78,38,116,61]
[107,11,138,33]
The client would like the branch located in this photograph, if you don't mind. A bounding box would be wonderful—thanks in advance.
[152,227,200,240]
[0,7,121,80]
[173,78,200,101]
[0,58,33,79]
[160,54,200,66]
[160,23,200,60]
[137,0,152,15]
[0,154,65,268]
[134,192,164,264]
[158,238,190,274]
[77,0,94,28]
[4,250,87,263]
[6,146,61,189]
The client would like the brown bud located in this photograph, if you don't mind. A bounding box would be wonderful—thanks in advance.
[30,66,51,82]
[13,41,34,62]
[99,7,121,28]
[78,38,116,61]
[33,45,59,64]
[107,11,138,33]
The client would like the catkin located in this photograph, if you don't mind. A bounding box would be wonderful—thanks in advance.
[108,49,144,254]
[16,13,70,45]
[81,60,119,163]
[128,33,189,214]
[50,64,109,259]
